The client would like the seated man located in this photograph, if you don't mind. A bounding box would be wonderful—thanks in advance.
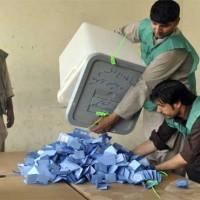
[133,79,200,183]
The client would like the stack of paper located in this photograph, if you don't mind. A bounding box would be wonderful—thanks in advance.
[18,128,164,190]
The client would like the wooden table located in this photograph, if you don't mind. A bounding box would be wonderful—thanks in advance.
[0,151,26,175]
[70,173,200,200]
[1,152,200,200]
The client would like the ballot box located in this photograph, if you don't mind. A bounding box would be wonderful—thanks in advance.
[58,22,145,134]
[66,53,145,134]
[57,22,144,105]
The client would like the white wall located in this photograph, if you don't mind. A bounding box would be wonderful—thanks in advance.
[0,0,199,152]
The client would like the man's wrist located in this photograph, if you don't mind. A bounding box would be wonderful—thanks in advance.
[110,112,120,123]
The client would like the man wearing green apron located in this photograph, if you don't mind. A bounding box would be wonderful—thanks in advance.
[133,79,200,183]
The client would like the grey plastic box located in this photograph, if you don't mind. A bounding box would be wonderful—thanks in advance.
[66,53,146,134]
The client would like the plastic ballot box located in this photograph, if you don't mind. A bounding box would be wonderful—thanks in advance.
[58,23,146,134]
[57,22,144,105]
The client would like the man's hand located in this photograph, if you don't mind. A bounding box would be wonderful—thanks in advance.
[6,97,14,128]
[90,112,119,133]
[6,108,14,128]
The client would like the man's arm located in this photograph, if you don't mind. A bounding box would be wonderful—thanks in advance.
[132,120,175,156]
[115,49,191,119]
[114,22,141,43]
[4,60,14,128]
[132,140,157,156]
[132,133,188,171]
[179,118,200,163]
[155,153,187,171]
[6,97,14,128]
[132,138,188,171]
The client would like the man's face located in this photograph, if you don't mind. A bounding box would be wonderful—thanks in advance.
[151,18,179,39]
[155,99,180,119]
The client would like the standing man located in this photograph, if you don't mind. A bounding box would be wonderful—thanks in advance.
[133,79,200,183]
[0,49,14,152]
[91,0,199,175]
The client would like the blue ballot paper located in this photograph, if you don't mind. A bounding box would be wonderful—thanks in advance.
[18,128,165,190]
[176,179,189,188]
[96,182,108,190]
[130,171,145,184]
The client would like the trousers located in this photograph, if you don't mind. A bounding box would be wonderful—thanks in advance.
[0,115,7,152]
[186,157,200,183]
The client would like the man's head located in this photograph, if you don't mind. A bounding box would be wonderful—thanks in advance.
[150,80,196,118]
[150,0,180,39]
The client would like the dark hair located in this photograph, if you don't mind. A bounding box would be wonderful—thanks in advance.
[150,80,196,106]
[150,0,180,24]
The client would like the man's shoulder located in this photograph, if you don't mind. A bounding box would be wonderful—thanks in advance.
[192,115,200,125]
[0,49,8,59]
[138,18,151,27]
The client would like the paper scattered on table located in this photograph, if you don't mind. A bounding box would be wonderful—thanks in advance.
[18,128,165,190]
[176,179,189,188]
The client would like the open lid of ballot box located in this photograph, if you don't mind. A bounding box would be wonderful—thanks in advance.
[66,53,145,134]
[58,22,146,134]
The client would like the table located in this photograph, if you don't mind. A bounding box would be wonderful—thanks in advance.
[0,151,26,175]
[1,152,200,200]
[70,173,200,200]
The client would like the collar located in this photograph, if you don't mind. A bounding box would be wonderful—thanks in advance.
[173,105,192,126]
[183,105,192,120]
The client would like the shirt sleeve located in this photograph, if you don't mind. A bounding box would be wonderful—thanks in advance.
[114,49,190,119]
[0,50,14,99]
[4,60,14,99]
[180,118,200,163]
[149,120,176,150]
[114,21,141,43]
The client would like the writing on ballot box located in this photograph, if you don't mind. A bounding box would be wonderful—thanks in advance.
[66,53,145,134]
[57,22,146,134]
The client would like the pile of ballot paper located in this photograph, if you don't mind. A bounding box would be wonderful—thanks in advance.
[18,128,164,190]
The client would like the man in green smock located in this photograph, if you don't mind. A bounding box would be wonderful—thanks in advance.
[133,79,200,183]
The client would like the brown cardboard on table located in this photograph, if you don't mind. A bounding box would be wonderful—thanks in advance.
[0,152,200,200]
[0,152,86,200]
[0,176,85,200]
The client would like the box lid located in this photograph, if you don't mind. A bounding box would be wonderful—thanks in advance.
[66,53,145,134]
